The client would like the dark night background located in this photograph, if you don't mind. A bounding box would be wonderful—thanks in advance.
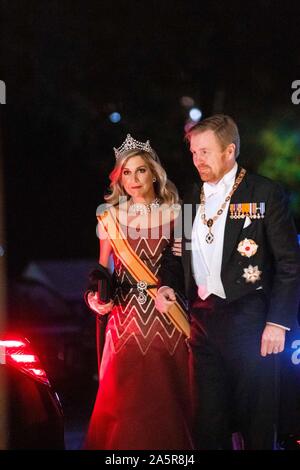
[1,0,300,450]
[1,0,300,276]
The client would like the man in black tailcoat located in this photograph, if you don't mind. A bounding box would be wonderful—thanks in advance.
[155,114,300,450]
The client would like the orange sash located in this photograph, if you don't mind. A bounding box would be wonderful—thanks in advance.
[97,207,190,338]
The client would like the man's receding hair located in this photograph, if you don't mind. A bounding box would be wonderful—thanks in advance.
[185,114,240,158]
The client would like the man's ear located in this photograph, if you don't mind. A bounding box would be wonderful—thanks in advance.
[226,143,236,160]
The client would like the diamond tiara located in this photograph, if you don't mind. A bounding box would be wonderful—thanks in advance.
[113,134,157,161]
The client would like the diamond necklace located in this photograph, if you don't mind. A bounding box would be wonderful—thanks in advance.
[200,168,246,244]
[128,198,160,215]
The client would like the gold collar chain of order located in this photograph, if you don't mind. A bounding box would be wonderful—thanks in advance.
[200,168,246,244]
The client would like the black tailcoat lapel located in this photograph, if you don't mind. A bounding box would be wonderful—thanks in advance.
[221,169,252,271]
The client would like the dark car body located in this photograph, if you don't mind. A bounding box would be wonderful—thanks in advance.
[0,336,65,449]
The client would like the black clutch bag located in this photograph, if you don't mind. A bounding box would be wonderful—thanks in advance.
[84,265,113,308]
[84,266,114,367]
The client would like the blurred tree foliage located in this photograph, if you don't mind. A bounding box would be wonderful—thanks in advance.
[257,127,300,218]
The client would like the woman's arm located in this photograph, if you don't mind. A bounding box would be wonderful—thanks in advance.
[87,237,114,315]
[99,237,113,270]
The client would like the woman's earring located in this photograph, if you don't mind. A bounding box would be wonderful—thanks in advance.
[153,177,156,182]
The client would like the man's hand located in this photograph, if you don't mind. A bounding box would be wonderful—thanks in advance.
[260,324,286,357]
[155,286,176,314]
[171,238,182,257]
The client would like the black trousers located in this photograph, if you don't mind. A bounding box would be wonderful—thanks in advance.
[189,291,278,450]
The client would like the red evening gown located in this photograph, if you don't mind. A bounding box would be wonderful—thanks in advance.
[84,222,193,450]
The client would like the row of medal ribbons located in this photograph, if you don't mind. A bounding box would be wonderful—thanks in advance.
[229,202,265,219]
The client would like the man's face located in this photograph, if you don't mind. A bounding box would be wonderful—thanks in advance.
[189,130,235,183]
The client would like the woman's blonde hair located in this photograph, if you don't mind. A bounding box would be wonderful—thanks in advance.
[104,149,179,205]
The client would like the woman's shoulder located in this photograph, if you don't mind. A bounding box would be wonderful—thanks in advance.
[154,201,181,227]
[96,202,112,220]
[96,200,124,215]
[96,200,129,227]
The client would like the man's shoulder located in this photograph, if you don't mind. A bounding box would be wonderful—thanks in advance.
[180,170,285,202]
[245,170,284,193]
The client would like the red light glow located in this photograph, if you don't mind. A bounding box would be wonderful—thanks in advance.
[28,368,47,377]
[0,335,50,386]
[10,353,37,363]
[0,340,25,348]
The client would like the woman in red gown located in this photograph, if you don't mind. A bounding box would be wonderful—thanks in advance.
[84,135,193,450]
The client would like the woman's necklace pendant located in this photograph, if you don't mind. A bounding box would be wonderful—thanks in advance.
[129,198,160,215]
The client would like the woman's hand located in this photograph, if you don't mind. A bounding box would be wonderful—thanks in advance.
[87,292,114,315]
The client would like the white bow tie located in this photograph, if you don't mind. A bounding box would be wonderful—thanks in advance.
[203,182,222,198]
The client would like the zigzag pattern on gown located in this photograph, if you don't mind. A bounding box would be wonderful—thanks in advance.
[106,230,183,355]
[84,218,193,451]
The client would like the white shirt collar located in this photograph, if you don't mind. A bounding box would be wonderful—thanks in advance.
[203,162,238,198]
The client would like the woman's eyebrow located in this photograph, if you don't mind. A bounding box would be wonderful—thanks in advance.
[123,165,147,170]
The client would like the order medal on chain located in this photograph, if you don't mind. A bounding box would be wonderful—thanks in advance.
[200,168,246,244]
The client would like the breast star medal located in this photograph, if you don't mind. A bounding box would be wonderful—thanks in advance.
[237,238,258,258]
[242,265,262,283]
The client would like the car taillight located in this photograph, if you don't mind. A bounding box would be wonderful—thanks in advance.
[0,337,50,386]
